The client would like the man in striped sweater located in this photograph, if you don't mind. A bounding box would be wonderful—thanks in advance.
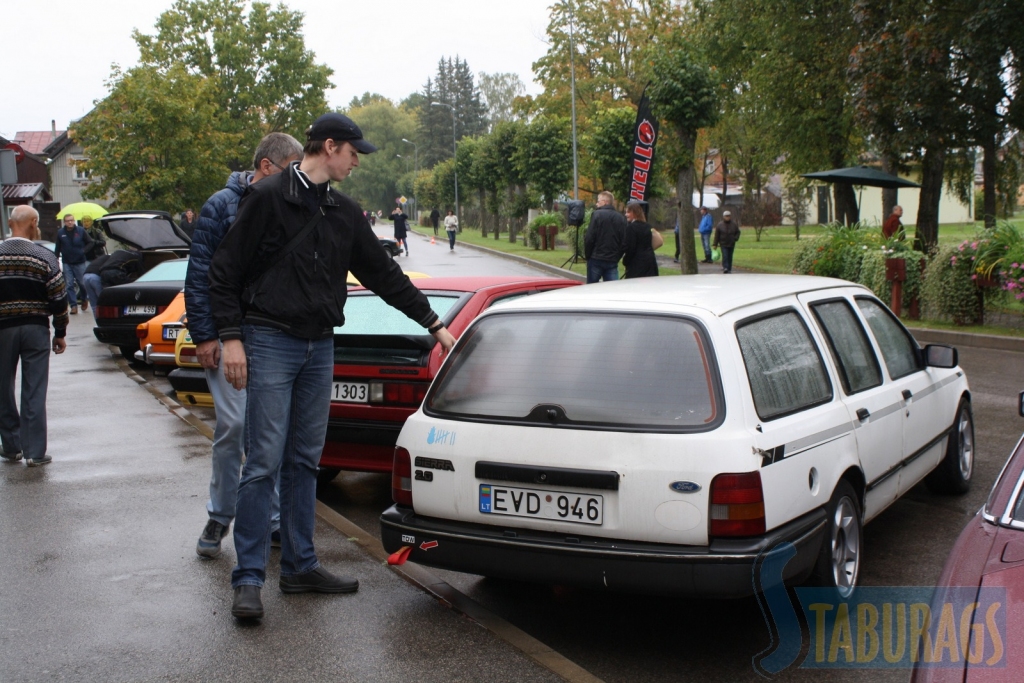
[0,206,69,467]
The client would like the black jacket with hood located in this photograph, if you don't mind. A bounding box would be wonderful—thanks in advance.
[209,162,437,341]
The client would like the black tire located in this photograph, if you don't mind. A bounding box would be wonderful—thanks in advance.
[118,345,138,362]
[809,480,861,598]
[316,467,341,487]
[925,398,974,494]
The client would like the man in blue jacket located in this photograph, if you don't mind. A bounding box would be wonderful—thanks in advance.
[54,213,95,314]
[698,206,714,263]
[184,132,303,560]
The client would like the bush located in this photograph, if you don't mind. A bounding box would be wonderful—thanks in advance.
[920,243,984,325]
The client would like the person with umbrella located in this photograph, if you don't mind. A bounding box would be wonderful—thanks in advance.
[54,214,95,314]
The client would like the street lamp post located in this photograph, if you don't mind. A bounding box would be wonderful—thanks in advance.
[430,102,459,227]
[401,138,418,218]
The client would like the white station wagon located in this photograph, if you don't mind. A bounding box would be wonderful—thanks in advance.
[380,275,972,597]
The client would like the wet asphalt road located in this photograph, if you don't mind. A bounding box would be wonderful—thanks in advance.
[11,225,1021,682]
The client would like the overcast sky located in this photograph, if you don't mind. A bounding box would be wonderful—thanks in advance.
[1,0,555,141]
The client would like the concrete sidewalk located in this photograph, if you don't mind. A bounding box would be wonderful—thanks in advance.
[0,314,561,682]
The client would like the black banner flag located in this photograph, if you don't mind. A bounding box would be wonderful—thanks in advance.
[628,91,659,203]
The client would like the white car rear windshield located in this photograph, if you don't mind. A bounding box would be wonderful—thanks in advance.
[426,312,722,430]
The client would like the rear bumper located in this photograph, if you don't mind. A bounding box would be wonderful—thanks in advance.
[380,505,826,598]
[135,344,176,365]
[319,418,402,473]
[93,325,137,347]
[168,368,209,393]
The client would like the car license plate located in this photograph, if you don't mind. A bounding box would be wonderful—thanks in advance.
[162,326,181,341]
[479,484,603,525]
[123,305,157,316]
[332,381,368,403]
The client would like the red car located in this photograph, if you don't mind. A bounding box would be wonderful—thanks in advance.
[910,393,1022,683]
[318,276,580,483]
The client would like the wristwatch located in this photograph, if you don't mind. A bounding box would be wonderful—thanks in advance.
[427,321,445,334]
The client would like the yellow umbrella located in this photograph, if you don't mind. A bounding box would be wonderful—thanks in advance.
[56,202,109,221]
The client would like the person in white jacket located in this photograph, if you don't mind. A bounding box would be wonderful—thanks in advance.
[443,210,458,251]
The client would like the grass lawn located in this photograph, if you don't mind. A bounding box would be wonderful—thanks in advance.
[410,218,1024,336]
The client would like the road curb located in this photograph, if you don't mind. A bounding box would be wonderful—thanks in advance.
[909,328,1024,353]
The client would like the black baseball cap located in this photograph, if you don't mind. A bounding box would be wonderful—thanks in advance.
[305,113,378,154]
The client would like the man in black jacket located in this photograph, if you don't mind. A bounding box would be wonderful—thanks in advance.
[209,112,455,621]
[583,191,626,283]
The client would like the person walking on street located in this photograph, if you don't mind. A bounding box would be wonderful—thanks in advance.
[622,201,662,279]
[673,217,680,263]
[391,206,409,256]
[430,208,440,237]
[179,209,198,239]
[54,213,95,314]
[185,132,303,560]
[584,191,626,283]
[712,210,741,274]
[444,210,458,251]
[698,206,714,263]
[209,113,456,621]
[882,205,904,240]
[0,206,68,468]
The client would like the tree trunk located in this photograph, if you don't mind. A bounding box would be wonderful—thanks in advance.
[720,154,728,208]
[833,183,859,225]
[477,189,488,237]
[881,156,898,220]
[914,144,945,253]
[676,130,699,275]
[982,134,997,228]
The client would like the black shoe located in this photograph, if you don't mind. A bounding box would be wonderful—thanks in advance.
[0,451,22,463]
[270,529,281,549]
[196,519,229,559]
[26,455,52,467]
[231,586,263,619]
[279,566,359,594]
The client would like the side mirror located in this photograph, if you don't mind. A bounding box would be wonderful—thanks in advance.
[923,344,958,369]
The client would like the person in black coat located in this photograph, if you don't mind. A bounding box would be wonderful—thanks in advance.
[179,209,198,239]
[622,202,662,279]
[391,207,409,255]
[430,208,440,236]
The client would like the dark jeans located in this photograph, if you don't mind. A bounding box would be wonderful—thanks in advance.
[0,325,50,461]
[586,258,620,284]
[721,246,735,273]
[674,231,680,260]
[447,230,456,250]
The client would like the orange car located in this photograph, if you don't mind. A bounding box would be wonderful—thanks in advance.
[134,291,186,366]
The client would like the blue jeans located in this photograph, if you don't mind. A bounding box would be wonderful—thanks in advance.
[701,233,713,261]
[231,325,333,588]
[206,346,279,530]
[64,261,88,307]
[447,229,456,250]
[722,246,735,273]
[82,273,104,313]
[0,325,50,461]
[586,258,620,284]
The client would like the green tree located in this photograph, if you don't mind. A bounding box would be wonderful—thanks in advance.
[478,72,527,129]
[133,0,333,170]
[649,47,719,274]
[587,106,638,203]
[514,116,574,211]
[341,99,419,214]
[417,57,488,166]
[697,0,863,225]
[73,64,240,212]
